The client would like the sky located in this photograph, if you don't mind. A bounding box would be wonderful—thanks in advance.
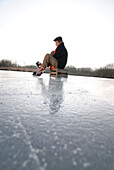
[0,0,114,68]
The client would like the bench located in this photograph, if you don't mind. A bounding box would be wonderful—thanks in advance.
[50,68,68,78]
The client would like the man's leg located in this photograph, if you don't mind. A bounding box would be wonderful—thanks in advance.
[42,53,58,69]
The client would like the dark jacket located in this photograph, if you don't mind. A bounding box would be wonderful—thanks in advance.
[53,42,68,69]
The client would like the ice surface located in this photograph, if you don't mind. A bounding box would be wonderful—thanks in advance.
[0,70,114,170]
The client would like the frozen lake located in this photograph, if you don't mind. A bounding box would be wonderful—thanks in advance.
[0,70,114,170]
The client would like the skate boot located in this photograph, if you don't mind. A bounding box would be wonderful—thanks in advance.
[36,61,41,68]
[36,66,45,76]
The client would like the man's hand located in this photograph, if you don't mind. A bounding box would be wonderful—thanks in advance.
[50,51,54,55]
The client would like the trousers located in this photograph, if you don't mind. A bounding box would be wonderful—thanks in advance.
[42,51,58,69]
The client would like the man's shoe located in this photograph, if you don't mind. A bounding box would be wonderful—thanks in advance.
[36,72,43,76]
[36,67,45,76]
[36,61,41,68]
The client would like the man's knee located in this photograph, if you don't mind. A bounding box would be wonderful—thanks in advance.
[44,53,49,59]
[45,53,49,57]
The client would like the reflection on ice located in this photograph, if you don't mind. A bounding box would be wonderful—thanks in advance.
[37,77,65,114]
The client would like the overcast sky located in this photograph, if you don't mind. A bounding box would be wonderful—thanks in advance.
[0,0,114,68]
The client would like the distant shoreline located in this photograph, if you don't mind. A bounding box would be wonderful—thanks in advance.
[0,67,114,79]
[0,67,36,72]
[0,60,114,79]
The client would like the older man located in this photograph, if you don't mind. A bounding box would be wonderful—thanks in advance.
[36,36,68,76]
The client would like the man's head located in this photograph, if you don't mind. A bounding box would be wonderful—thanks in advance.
[53,36,63,47]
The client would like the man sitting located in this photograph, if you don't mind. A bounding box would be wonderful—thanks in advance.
[36,36,68,76]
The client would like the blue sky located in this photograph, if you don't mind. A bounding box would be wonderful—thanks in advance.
[0,0,114,68]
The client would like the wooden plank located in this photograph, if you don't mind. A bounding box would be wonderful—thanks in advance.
[50,68,68,78]
[50,68,58,77]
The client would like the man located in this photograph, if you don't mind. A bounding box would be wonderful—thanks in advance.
[36,36,68,76]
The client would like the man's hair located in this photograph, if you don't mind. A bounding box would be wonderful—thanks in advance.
[53,36,62,42]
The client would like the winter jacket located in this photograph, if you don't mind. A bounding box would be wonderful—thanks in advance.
[53,42,68,69]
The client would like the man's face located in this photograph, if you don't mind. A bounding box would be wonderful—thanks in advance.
[55,41,61,47]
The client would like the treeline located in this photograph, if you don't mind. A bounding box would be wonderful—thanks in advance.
[66,64,114,78]
[0,59,114,78]
[0,59,19,67]
[0,59,37,69]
